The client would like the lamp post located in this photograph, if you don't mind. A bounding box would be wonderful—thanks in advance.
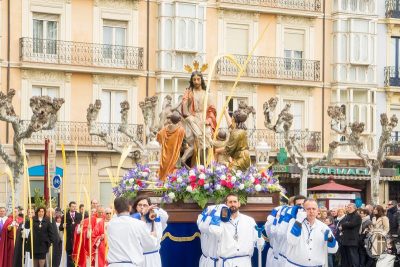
[256,140,270,169]
[145,140,161,183]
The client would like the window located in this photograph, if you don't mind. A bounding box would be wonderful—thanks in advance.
[100,90,127,123]
[32,86,59,98]
[284,31,304,71]
[33,14,58,54]
[103,20,127,61]
[100,182,113,207]
[174,3,203,52]
[283,99,304,130]
[225,23,249,55]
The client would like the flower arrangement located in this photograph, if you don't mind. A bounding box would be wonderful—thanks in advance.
[113,164,163,199]
[114,162,285,208]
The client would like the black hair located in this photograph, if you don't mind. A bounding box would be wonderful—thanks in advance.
[293,195,307,204]
[189,71,206,90]
[68,201,77,207]
[225,193,239,203]
[114,197,130,214]
[132,196,152,213]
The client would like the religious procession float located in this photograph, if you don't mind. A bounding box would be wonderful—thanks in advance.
[95,61,284,266]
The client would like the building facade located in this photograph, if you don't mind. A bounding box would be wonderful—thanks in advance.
[0,0,395,207]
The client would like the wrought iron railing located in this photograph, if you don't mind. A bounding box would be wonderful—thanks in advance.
[22,121,321,153]
[387,131,400,156]
[218,0,321,12]
[216,55,320,81]
[22,121,144,148]
[20,37,144,70]
[386,0,400,18]
[246,129,322,152]
[384,66,400,87]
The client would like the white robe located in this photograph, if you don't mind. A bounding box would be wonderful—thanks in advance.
[210,212,261,267]
[106,215,157,267]
[142,208,169,267]
[285,218,338,267]
[197,205,221,267]
[264,206,280,267]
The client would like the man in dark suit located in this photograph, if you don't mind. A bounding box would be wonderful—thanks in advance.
[339,203,362,267]
[60,201,82,267]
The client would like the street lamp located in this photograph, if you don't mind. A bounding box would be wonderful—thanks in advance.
[145,139,161,182]
[256,140,270,169]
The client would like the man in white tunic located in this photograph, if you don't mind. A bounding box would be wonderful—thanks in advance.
[264,206,280,266]
[209,193,264,267]
[197,205,223,267]
[107,197,158,267]
[285,199,338,267]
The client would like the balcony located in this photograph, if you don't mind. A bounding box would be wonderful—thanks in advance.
[22,121,321,154]
[22,121,144,150]
[387,131,400,156]
[386,0,400,19]
[385,66,400,87]
[20,38,144,70]
[247,129,322,153]
[216,55,320,82]
[217,0,321,13]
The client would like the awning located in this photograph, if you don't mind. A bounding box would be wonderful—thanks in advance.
[291,173,395,181]
[307,179,361,192]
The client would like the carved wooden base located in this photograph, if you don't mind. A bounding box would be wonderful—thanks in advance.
[138,191,280,222]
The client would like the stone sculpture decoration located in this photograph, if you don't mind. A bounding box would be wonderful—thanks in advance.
[327,106,399,204]
[139,96,158,142]
[263,97,336,195]
[0,89,64,207]
[86,99,145,162]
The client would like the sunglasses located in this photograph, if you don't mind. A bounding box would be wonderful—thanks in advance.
[106,213,111,215]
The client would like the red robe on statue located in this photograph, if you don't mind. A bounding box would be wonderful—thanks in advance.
[92,217,106,267]
[0,216,21,267]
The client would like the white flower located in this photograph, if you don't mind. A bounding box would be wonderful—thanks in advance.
[128,178,135,184]
[186,185,193,192]
[177,177,183,183]
[220,175,226,180]
[231,176,237,183]
[133,185,140,190]
[255,184,262,192]
[239,184,245,190]
[168,192,176,200]
[198,165,205,171]
[250,176,255,183]
[199,173,206,180]
[204,183,210,189]
[142,171,149,177]
[189,170,196,176]
[215,184,222,190]
[236,170,242,176]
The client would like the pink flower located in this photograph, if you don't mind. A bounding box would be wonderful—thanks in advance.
[254,178,260,185]
[226,182,234,189]
[198,179,205,186]
[189,175,197,183]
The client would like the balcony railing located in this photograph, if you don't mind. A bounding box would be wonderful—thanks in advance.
[246,129,322,152]
[387,131,400,156]
[20,37,144,70]
[22,121,144,148]
[386,0,400,18]
[385,66,400,87]
[218,0,321,12]
[22,121,321,153]
[217,55,320,81]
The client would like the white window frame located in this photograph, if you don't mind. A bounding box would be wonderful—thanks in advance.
[21,71,70,121]
[276,24,313,59]
[100,89,128,124]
